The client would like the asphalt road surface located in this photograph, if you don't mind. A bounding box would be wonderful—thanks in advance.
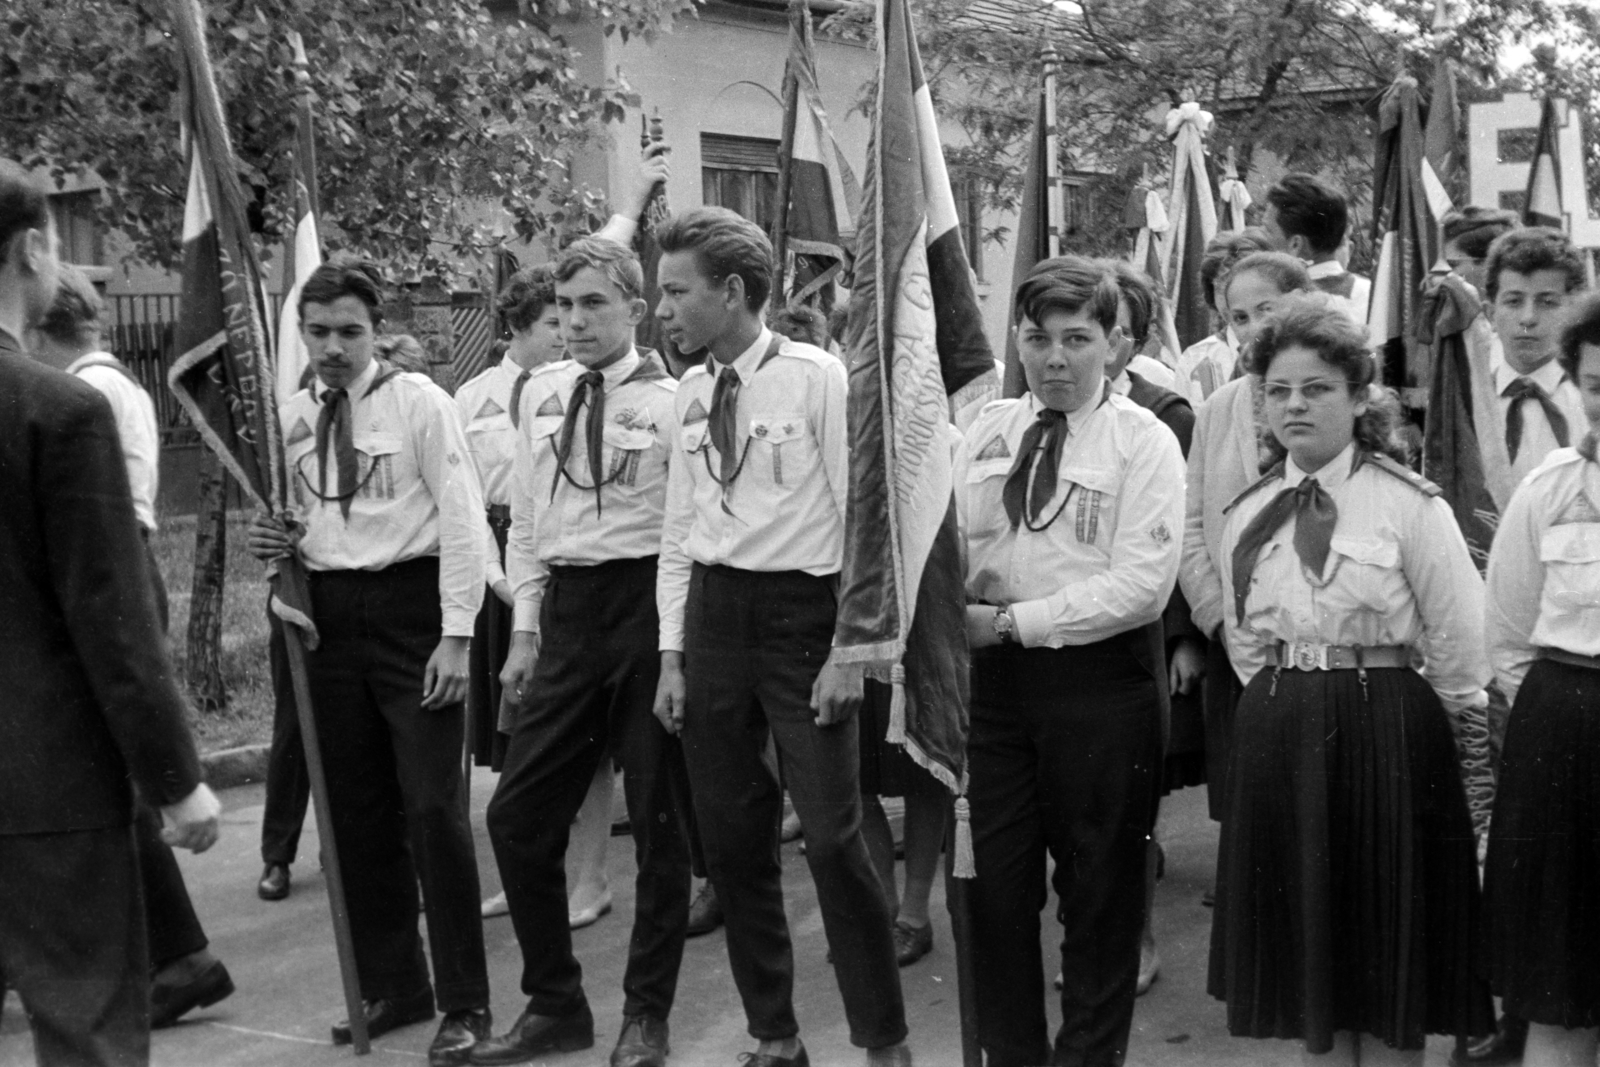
[1,771,1469,1066]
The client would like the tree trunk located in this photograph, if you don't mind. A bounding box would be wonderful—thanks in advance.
[187,449,229,713]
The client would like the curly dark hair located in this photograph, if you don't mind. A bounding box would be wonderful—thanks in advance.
[496,266,557,334]
[1558,289,1600,383]
[298,253,386,325]
[1200,229,1274,309]
[1484,227,1587,302]
[1246,295,1407,464]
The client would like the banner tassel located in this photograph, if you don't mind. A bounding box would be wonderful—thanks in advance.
[886,662,907,744]
[952,795,976,879]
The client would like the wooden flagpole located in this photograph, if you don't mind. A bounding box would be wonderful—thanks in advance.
[771,0,805,307]
[1043,44,1061,258]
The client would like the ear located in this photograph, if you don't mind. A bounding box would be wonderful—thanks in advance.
[1106,324,1126,352]
[723,273,747,311]
[626,296,648,326]
[1288,234,1312,262]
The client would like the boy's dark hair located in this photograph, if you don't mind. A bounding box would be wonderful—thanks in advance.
[0,161,50,257]
[1200,229,1274,309]
[1558,290,1600,383]
[1441,206,1519,260]
[1265,173,1350,256]
[496,266,557,333]
[553,237,644,301]
[1014,255,1119,336]
[34,265,102,347]
[298,254,386,325]
[1483,227,1587,303]
[1102,259,1160,347]
[653,206,774,313]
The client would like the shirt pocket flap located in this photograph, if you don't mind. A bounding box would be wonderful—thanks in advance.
[603,424,656,451]
[355,432,403,458]
[749,414,806,445]
[966,459,1012,484]
[528,415,564,441]
[1062,465,1119,494]
[1541,522,1600,564]
[681,424,708,453]
[1330,534,1398,568]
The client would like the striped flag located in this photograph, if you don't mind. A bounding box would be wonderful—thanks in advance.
[782,0,861,303]
[834,0,996,860]
[1420,3,1459,228]
[275,31,322,408]
[1216,147,1251,233]
[1368,76,1435,403]
[165,0,315,641]
[1162,102,1218,351]
[1126,184,1184,361]
[1001,86,1052,399]
[1523,96,1564,230]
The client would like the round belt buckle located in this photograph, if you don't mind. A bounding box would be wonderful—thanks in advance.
[1294,643,1321,671]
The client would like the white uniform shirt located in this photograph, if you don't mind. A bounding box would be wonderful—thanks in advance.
[1180,375,1264,637]
[955,391,1185,648]
[1127,353,1178,392]
[507,349,678,633]
[1175,330,1239,406]
[67,353,160,532]
[282,358,486,636]
[1490,352,1588,488]
[1219,442,1489,716]
[456,356,543,589]
[1485,444,1600,704]
[657,328,848,653]
[1306,260,1373,329]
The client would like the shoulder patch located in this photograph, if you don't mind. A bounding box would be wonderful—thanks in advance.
[682,397,710,425]
[974,434,1011,462]
[1223,462,1286,515]
[1367,453,1441,497]
[476,398,505,420]
[286,417,314,446]
[534,392,565,418]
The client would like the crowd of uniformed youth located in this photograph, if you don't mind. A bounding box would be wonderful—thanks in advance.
[3,155,1600,1067]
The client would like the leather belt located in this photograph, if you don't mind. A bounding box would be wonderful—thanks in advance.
[1539,647,1600,672]
[1267,641,1414,672]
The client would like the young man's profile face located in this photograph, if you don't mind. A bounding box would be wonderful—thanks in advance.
[556,266,643,370]
[512,304,565,367]
[301,295,376,391]
[19,220,62,328]
[1016,305,1117,414]
[656,250,739,362]
[1491,268,1572,376]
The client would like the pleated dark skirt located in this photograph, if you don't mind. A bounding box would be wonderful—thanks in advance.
[1201,636,1242,821]
[1484,658,1600,1028]
[1207,666,1493,1052]
[1162,685,1208,796]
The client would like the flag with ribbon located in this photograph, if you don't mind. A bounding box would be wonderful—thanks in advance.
[1126,183,1184,361]
[1368,76,1435,405]
[781,0,862,305]
[1216,147,1251,233]
[834,0,997,875]
[275,31,322,409]
[165,0,315,642]
[1523,95,1564,229]
[1002,82,1053,400]
[1162,102,1219,352]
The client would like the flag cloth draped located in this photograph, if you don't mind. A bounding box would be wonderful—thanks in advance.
[1001,86,1052,400]
[1368,76,1435,405]
[1421,48,1459,228]
[782,0,862,304]
[834,0,997,875]
[1523,95,1564,229]
[632,115,682,369]
[1161,103,1218,351]
[165,0,315,643]
[275,32,321,409]
[1125,184,1184,362]
[1217,149,1251,233]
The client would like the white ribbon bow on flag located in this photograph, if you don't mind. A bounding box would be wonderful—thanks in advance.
[1161,101,1219,304]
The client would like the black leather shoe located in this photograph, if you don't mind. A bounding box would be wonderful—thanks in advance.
[331,989,436,1045]
[257,863,290,901]
[429,1008,492,1066]
[150,951,235,1028]
[611,1014,669,1067]
[736,1048,810,1067]
[469,1004,595,1064]
[1451,1014,1529,1065]
[686,882,723,937]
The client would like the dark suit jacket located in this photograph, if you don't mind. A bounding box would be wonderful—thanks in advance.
[0,332,201,834]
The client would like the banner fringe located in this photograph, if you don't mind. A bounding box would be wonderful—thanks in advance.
[952,797,976,878]
[166,331,271,511]
[829,639,905,667]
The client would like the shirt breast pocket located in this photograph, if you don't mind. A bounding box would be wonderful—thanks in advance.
[466,411,513,463]
[1541,522,1600,610]
[602,424,657,489]
[1060,466,1118,547]
[1323,534,1402,612]
[354,432,406,503]
[748,413,813,487]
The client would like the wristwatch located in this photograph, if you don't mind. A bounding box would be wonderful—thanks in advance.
[992,606,1017,645]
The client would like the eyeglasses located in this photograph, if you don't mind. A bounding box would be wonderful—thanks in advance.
[1262,379,1348,403]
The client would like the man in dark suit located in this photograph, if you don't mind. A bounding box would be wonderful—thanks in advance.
[0,163,222,1067]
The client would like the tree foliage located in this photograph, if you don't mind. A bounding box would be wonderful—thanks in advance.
[1,0,695,279]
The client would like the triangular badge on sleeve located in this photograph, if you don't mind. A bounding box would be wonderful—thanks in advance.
[476,398,505,419]
[533,393,564,418]
[974,434,1011,462]
[286,417,314,446]
[683,397,710,425]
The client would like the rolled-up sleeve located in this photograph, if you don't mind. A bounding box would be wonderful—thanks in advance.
[1180,401,1226,637]
[1484,479,1545,706]
[415,389,486,636]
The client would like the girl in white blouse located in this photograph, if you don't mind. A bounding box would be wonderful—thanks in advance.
[1209,298,1493,1065]
[1482,291,1600,1067]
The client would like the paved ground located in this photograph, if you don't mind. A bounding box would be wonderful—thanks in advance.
[2,772,1470,1066]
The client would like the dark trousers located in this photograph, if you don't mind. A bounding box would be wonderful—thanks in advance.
[133,802,207,970]
[469,513,512,770]
[968,635,1161,1067]
[261,605,310,865]
[487,556,691,1021]
[305,557,488,1012]
[680,564,907,1049]
[0,825,149,1067]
